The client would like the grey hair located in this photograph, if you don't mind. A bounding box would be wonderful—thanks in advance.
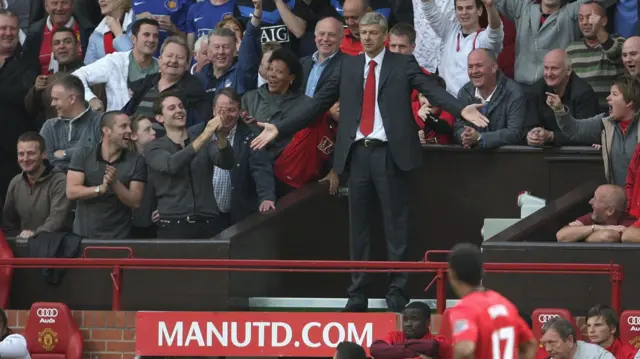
[193,34,209,53]
[160,36,190,60]
[208,27,237,45]
[314,16,344,40]
[469,48,498,63]
[541,317,577,343]
[359,12,388,33]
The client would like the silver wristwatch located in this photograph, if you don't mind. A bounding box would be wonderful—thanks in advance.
[95,185,101,194]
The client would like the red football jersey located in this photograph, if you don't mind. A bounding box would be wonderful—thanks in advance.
[440,290,534,359]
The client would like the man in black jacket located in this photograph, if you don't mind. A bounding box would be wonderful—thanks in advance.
[526,49,601,147]
[0,9,37,200]
[300,16,344,98]
[145,91,235,239]
[191,88,275,232]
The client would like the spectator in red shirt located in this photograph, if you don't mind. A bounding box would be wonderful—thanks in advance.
[625,143,640,218]
[556,184,636,243]
[586,304,638,359]
[340,0,367,55]
[370,302,451,359]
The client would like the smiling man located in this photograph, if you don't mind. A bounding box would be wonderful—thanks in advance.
[39,75,103,172]
[370,302,452,359]
[66,111,146,239]
[622,36,640,77]
[73,18,160,112]
[301,16,344,98]
[3,132,69,239]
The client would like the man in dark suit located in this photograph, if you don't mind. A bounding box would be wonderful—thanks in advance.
[301,16,345,98]
[251,12,488,313]
[190,88,276,233]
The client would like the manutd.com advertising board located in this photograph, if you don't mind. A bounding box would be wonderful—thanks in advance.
[135,312,400,356]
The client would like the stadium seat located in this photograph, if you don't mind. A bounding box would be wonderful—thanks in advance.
[23,302,83,359]
[619,310,640,348]
[0,230,13,308]
[531,308,581,340]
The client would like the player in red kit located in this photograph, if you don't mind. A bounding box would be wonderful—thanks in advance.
[440,243,538,359]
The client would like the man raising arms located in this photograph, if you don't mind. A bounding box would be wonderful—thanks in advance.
[441,243,538,359]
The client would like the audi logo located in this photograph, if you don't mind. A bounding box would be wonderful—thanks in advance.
[627,317,640,325]
[538,314,560,323]
[36,309,58,318]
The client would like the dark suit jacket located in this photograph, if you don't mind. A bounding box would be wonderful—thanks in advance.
[189,121,275,224]
[277,51,463,174]
[529,72,600,146]
[300,51,345,94]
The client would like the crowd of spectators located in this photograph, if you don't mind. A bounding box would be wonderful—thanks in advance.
[0,0,639,241]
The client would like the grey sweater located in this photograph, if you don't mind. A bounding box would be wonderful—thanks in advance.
[571,340,616,359]
[555,110,640,186]
[39,107,103,171]
[144,134,235,219]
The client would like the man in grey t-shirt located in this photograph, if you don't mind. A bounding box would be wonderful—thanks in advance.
[541,317,616,359]
[66,111,146,239]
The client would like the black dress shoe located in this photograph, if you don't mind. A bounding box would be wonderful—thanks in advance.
[342,298,368,312]
[385,293,408,313]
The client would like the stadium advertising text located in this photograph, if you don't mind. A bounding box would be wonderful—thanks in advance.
[135,312,399,357]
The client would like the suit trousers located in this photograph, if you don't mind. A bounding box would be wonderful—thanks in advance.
[346,142,409,300]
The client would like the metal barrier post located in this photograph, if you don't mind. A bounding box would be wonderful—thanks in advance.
[436,269,446,314]
[610,263,623,314]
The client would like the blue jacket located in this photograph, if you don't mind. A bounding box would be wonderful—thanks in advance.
[195,20,261,98]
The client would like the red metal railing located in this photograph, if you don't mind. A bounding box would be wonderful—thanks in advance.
[0,249,623,314]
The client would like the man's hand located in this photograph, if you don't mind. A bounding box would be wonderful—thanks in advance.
[252,0,262,12]
[461,103,489,128]
[35,75,49,91]
[136,11,154,19]
[89,98,104,111]
[154,15,176,32]
[204,116,222,136]
[250,122,279,150]
[460,126,480,148]
[151,210,160,223]
[604,225,627,233]
[259,200,275,212]
[18,230,34,239]
[103,165,117,187]
[418,104,432,121]
[545,92,564,112]
[527,127,553,146]
[481,0,494,7]
[53,149,66,159]
[319,169,339,195]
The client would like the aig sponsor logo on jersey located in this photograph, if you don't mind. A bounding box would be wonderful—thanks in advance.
[261,25,290,43]
[537,314,560,323]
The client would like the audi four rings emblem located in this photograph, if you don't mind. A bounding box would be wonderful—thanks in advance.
[538,314,560,323]
[628,317,640,325]
[36,309,58,318]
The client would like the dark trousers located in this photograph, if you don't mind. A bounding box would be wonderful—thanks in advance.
[157,218,218,239]
[212,212,232,235]
[346,143,409,300]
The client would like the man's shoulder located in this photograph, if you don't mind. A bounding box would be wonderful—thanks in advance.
[7,173,25,190]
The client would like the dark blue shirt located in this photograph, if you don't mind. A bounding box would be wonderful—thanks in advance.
[133,0,192,56]
[186,0,237,39]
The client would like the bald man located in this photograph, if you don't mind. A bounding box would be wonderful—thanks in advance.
[557,185,636,243]
[622,36,640,76]
[453,48,526,149]
[301,16,345,98]
[340,0,369,55]
[566,2,625,112]
[526,49,599,146]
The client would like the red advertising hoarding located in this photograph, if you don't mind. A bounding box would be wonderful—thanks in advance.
[136,311,400,357]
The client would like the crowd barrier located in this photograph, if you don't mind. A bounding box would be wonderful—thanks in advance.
[0,253,623,313]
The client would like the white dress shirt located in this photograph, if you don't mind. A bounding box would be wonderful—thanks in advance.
[355,49,387,142]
